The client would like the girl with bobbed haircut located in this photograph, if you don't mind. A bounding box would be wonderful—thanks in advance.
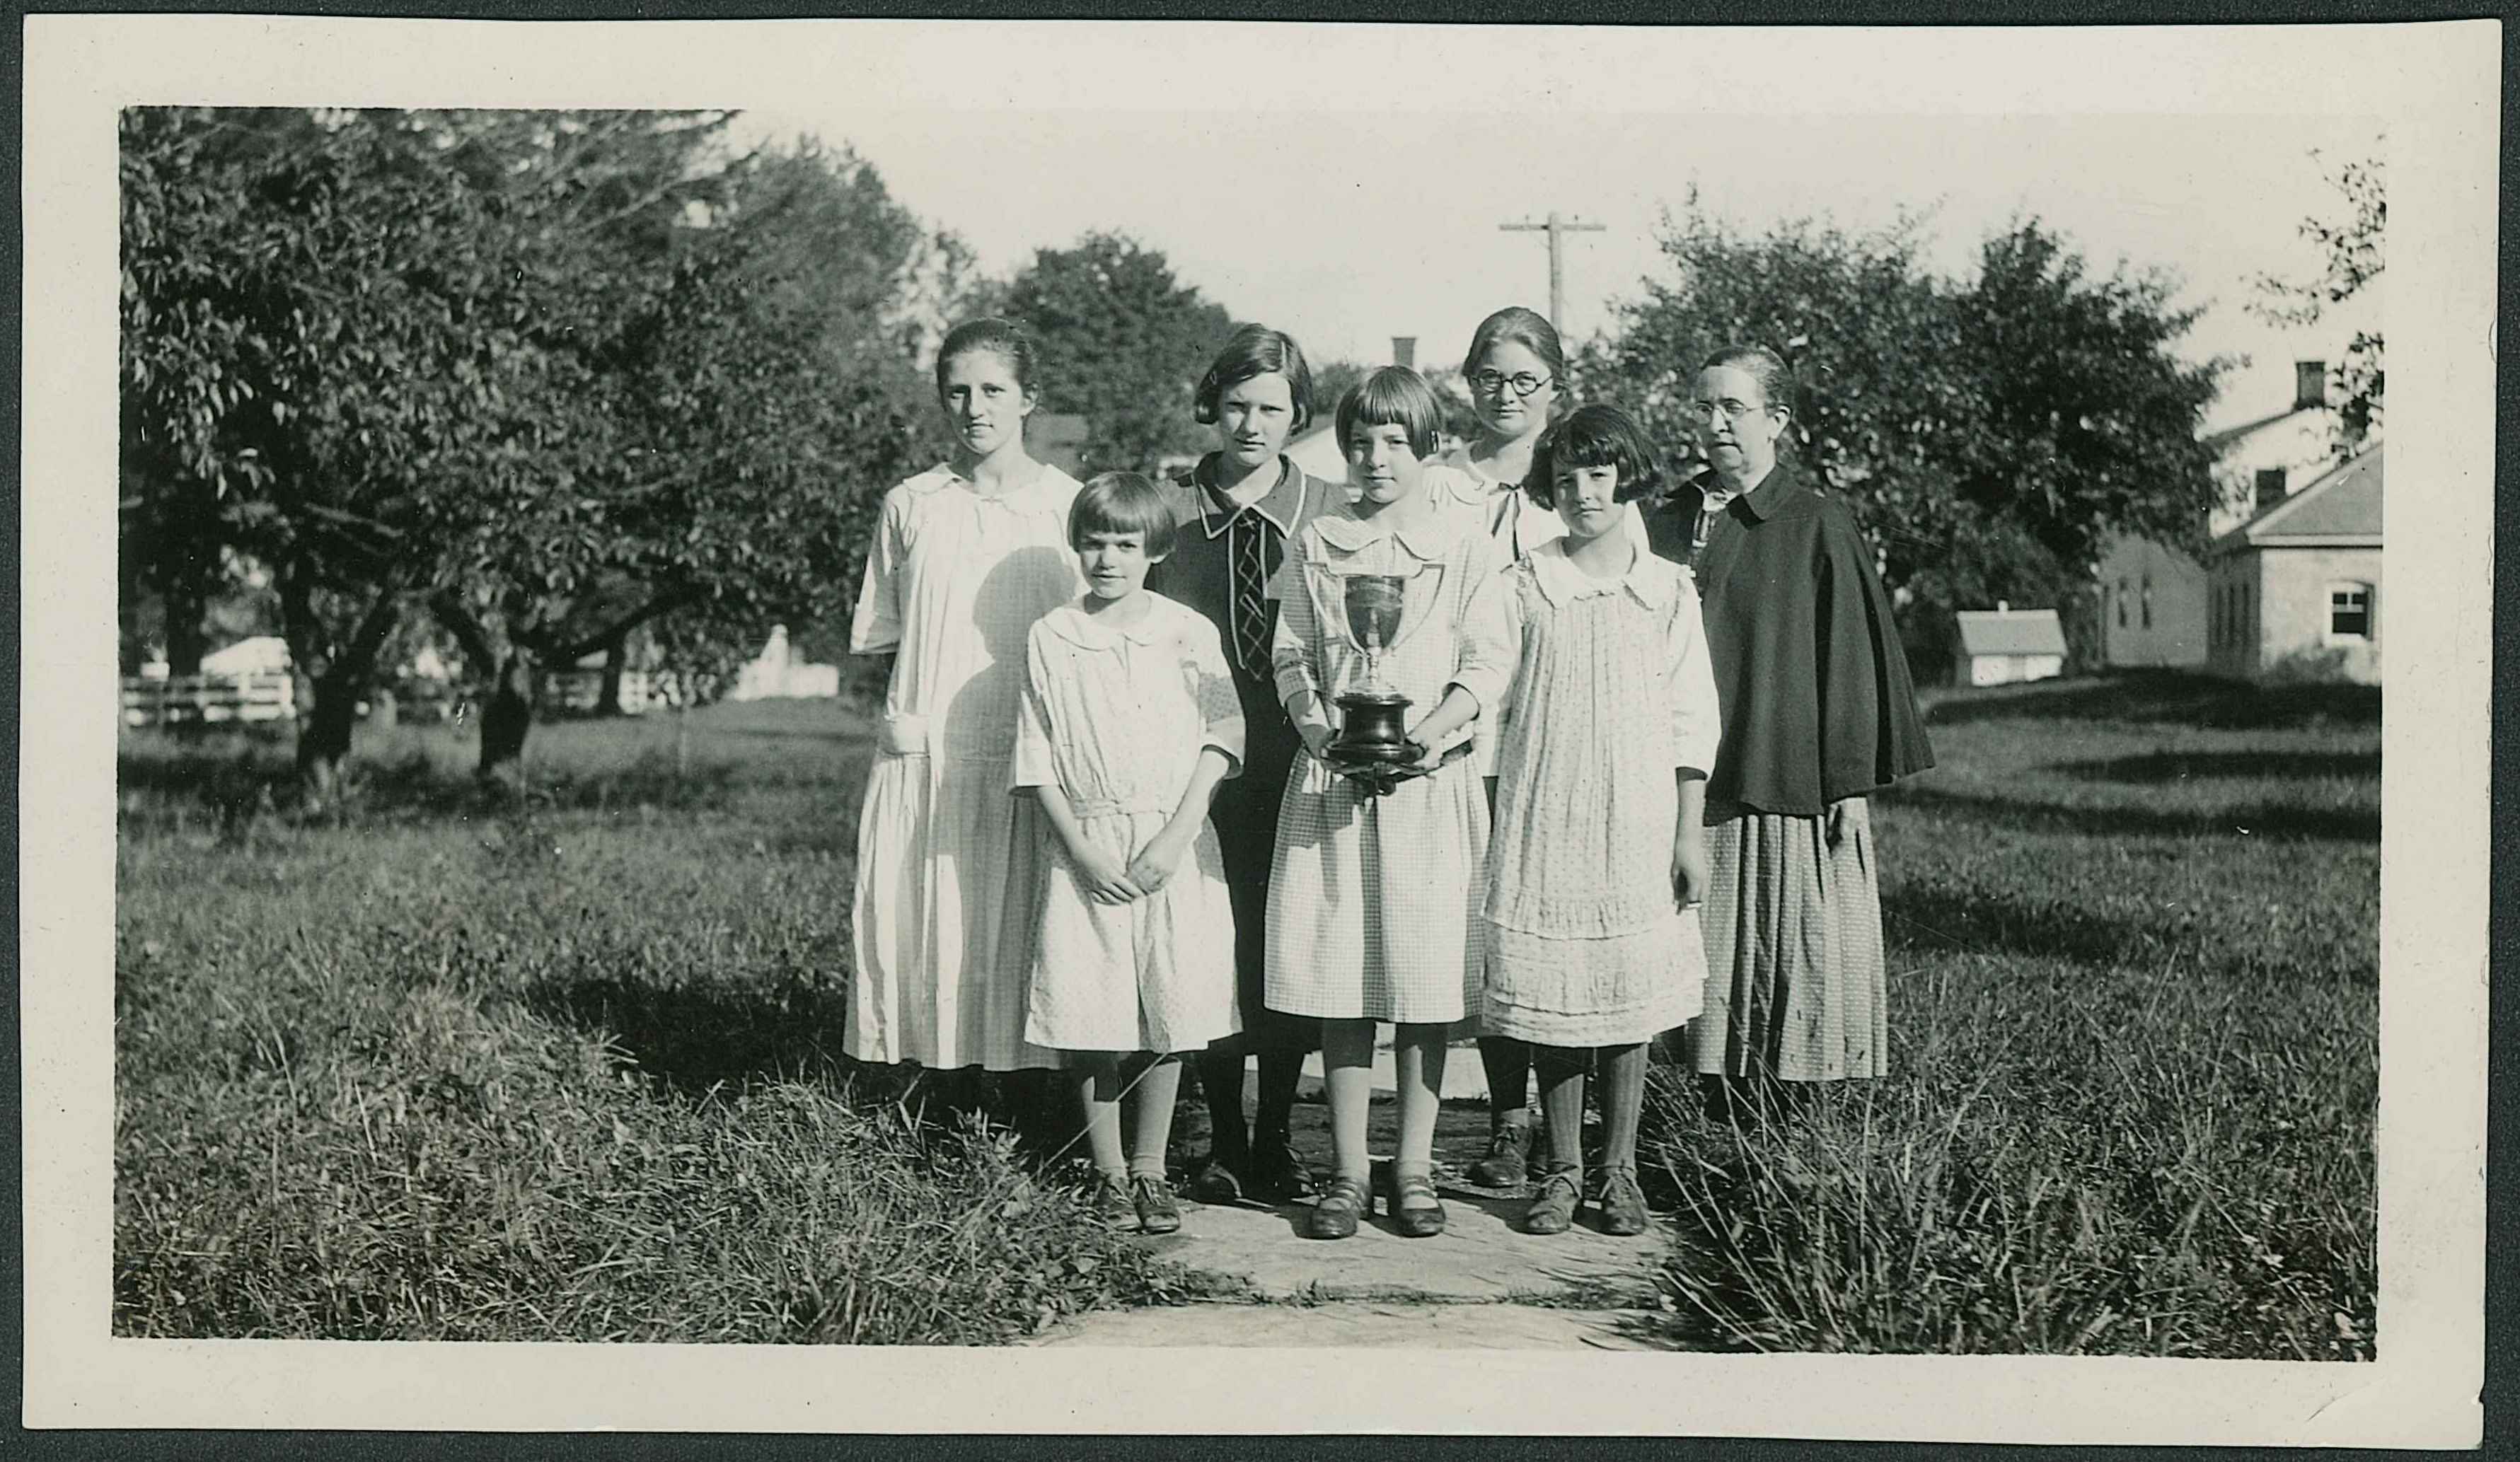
[1067,470,1179,562]
[1148,325,1341,1208]
[1196,325,1316,438]
[1335,366,1447,463]
[1523,404,1663,511]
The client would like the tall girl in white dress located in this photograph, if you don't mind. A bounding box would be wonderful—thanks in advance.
[846,319,1085,1078]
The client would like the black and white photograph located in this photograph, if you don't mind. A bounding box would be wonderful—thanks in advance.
[23,11,2497,1446]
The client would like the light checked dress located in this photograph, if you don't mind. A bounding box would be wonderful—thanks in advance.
[846,461,1084,1072]
[1455,541,1722,1046]
[1015,596,1246,1055]
[1264,503,1508,1025]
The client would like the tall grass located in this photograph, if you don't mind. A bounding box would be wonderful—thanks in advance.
[1639,673,2377,1358]
[115,702,1196,1342]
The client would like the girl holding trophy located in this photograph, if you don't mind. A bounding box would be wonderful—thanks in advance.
[1265,367,1509,1241]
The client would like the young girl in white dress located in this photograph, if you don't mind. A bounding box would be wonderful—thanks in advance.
[1457,405,1721,1236]
[1017,473,1245,1233]
[1267,367,1508,1241]
[846,319,1085,1089]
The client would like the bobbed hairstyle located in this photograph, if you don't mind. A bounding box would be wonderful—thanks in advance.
[1526,403,1663,509]
[935,317,1041,397]
[1195,324,1315,435]
[1462,306,1568,388]
[1698,343,1796,422]
[1068,471,1177,561]
[1334,366,1446,461]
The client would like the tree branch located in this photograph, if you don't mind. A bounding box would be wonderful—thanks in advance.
[429,591,504,678]
[536,586,700,666]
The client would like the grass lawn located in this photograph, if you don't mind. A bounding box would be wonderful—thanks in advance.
[113,671,2377,1354]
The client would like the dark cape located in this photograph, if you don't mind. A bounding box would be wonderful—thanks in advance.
[1642,460,1934,817]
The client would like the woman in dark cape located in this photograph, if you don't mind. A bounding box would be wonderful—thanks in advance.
[1641,345,1933,1102]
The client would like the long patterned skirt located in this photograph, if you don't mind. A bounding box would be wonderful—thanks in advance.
[1680,798,1889,1081]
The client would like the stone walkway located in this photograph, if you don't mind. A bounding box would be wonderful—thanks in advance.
[1034,1085,1679,1350]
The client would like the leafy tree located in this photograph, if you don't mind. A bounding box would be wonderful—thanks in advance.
[2250,147,2383,457]
[1583,197,2225,675]
[427,139,940,777]
[1001,231,1236,472]
[1310,359,1372,425]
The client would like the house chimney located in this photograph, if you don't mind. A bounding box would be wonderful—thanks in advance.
[1391,336,1416,370]
[2294,360,2328,410]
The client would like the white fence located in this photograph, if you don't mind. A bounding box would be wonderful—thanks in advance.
[121,672,296,727]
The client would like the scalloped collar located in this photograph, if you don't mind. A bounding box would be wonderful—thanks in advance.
[1526,537,1678,611]
[1310,499,1467,562]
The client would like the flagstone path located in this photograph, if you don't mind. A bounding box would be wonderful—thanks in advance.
[1031,1060,1680,1350]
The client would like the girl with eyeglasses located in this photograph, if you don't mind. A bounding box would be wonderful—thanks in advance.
[1641,345,1934,1116]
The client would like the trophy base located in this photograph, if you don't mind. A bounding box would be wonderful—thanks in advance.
[1328,690,1414,768]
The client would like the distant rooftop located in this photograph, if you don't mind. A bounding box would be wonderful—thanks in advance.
[1955,607,2068,659]
[2222,446,2383,548]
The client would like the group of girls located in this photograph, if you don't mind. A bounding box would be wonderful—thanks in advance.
[845,307,1931,1241]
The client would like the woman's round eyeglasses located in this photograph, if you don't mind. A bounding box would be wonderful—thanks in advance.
[1683,398,1769,424]
[1469,371,1554,398]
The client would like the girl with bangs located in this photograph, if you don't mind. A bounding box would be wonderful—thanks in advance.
[1017,472,1245,1234]
[1266,366,1509,1241]
[1456,404,1719,1236]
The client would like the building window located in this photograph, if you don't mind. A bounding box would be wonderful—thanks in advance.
[2115,578,2129,629]
[2140,572,2153,630]
[2329,582,2374,639]
[2254,468,2288,510]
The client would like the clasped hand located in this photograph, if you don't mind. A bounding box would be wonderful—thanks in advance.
[1072,829,1189,905]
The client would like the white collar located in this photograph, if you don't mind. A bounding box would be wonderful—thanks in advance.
[1039,597,1170,650]
[1525,537,1677,611]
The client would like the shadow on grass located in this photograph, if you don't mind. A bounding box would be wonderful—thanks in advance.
[528,973,851,1096]
[1924,671,2379,731]
[1884,782,2378,843]
[1883,881,2159,970]
[2057,749,2379,784]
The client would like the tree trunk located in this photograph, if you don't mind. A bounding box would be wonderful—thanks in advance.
[477,649,538,789]
[165,545,212,677]
[295,666,362,808]
[597,634,627,718]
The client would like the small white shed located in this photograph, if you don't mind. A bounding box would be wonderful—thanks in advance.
[1954,604,2068,688]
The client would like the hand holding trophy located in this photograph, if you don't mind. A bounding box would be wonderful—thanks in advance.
[1321,572,1462,796]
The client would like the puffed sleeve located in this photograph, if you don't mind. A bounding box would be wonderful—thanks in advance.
[1012,622,1060,793]
[1271,527,1333,742]
[848,487,908,656]
[1448,561,1525,719]
[1667,574,1722,778]
[1186,617,1247,778]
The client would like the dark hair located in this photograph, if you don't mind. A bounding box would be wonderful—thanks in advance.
[1699,343,1795,422]
[1195,324,1314,435]
[1335,367,1445,461]
[1069,471,1177,560]
[1526,403,1662,509]
[935,317,1039,396]
[1462,306,1568,390]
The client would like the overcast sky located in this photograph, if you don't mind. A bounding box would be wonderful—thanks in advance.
[734,106,2383,432]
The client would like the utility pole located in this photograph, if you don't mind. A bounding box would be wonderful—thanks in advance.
[1499,211,1607,332]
